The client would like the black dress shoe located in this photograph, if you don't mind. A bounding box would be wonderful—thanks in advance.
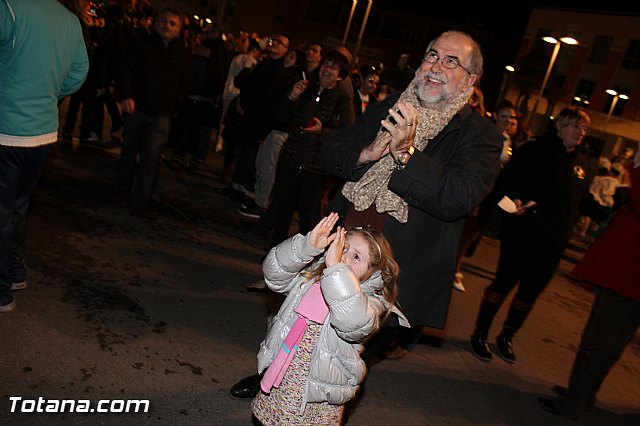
[537,397,562,416]
[230,373,261,398]
[552,385,566,396]
[496,334,516,363]
[552,385,594,412]
[470,332,492,362]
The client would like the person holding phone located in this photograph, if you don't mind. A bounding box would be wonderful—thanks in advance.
[319,31,502,367]
[263,50,356,247]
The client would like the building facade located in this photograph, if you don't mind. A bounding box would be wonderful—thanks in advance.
[509,7,640,157]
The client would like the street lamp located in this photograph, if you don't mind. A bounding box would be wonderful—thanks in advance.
[353,0,373,63]
[342,0,359,46]
[497,65,515,106]
[603,89,629,133]
[526,36,579,125]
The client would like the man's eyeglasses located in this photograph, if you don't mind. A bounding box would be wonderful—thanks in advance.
[423,50,471,74]
[366,77,378,84]
[268,38,287,48]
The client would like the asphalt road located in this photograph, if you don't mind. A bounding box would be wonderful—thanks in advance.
[1,127,638,425]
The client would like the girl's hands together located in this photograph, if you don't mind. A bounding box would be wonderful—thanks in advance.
[325,226,345,268]
[309,212,339,250]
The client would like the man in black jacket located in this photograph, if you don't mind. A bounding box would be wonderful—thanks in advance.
[320,30,503,363]
[228,34,289,200]
[116,7,192,216]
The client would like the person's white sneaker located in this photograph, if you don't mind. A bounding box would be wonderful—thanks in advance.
[246,279,267,292]
[11,281,27,291]
[0,300,16,312]
[453,273,466,292]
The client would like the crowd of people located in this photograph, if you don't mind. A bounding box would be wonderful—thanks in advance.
[2,1,638,424]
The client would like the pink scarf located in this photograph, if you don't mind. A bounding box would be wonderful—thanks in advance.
[260,281,329,393]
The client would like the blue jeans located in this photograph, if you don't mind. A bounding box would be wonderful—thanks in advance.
[117,111,171,209]
[0,144,50,304]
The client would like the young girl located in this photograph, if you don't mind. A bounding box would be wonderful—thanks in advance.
[251,212,404,425]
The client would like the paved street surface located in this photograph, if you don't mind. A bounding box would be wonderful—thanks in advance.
[1,126,638,425]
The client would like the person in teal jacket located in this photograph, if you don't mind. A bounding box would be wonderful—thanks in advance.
[0,0,89,312]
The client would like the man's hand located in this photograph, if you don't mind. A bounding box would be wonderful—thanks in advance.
[289,79,309,101]
[357,101,418,166]
[383,102,418,154]
[357,132,392,165]
[122,98,135,114]
[325,226,345,268]
[309,212,339,250]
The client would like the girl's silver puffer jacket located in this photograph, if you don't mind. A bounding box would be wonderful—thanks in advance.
[256,232,399,408]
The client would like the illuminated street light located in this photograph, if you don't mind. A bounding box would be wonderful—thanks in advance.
[573,96,590,107]
[497,65,515,105]
[342,0,358,45]
[603,89,629,132]
[526,36,579,125]
[193,14,199,21]
[205,18,212,24]
[353,0,373,62]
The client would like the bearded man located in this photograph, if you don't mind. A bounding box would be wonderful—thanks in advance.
[319,31,503,360]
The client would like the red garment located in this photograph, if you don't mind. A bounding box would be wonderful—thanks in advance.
[572,166,640,302]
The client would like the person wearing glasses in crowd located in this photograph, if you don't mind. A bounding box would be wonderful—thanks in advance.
[319,30,503,365]
[353,65,380,116]
[225,34,290,201]
[470,107,593,364]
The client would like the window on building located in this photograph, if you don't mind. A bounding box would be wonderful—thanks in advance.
[621,39,640,70]
[575,79,596,99]
[588,35,613,64]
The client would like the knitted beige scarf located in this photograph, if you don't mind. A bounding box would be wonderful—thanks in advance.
[342,78,473,223]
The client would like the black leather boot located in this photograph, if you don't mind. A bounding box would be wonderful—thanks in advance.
[470,330,492,361]
[496,299,532,364]
[230,372,263,398]
[469,289,504,362]
[496,328,516,363]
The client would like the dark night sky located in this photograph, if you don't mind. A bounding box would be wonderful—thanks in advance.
[372,1,639,43]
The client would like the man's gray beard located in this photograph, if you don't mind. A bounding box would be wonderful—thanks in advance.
[414,80,450,108]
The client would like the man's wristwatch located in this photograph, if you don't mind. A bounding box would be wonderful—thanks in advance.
[395,146,415,169]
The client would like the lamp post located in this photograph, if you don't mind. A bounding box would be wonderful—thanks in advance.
[603,89,629,133]
[353,0,373,63]
[526,36,578,125]
[497,65,515,106]
[215,0,227,25]
[342,0,358,46]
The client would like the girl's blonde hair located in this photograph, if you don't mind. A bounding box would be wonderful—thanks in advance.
[302,228,399,309]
